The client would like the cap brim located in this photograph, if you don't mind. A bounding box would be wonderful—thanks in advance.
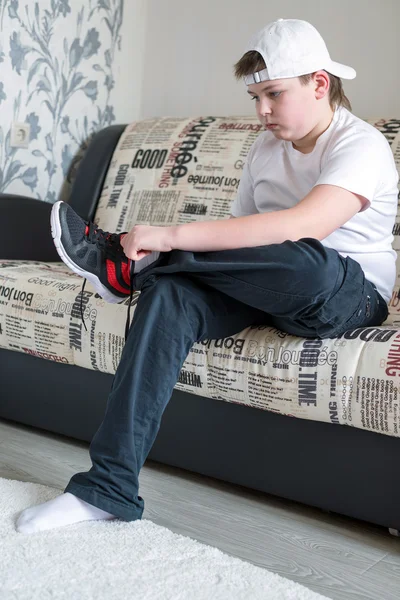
[327,60,356,79]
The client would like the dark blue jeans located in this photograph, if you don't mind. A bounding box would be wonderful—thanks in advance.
[64,238,388,520]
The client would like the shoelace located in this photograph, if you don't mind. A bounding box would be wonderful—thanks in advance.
[78,222,134,343]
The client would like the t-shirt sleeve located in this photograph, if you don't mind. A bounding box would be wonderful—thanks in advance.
[230,140,259,217]
[314,131,387,213]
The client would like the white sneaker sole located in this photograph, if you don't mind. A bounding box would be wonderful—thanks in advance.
[50,201,128,304]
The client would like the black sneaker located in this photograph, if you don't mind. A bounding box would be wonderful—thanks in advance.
[50,201,133,303]
[50,201,136,341]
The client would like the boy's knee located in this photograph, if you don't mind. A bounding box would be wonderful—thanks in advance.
[292,238,343,298]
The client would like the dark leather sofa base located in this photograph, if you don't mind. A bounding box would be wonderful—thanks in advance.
[1,347,399,532]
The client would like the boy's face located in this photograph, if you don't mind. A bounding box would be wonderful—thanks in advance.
[247,72,331,143]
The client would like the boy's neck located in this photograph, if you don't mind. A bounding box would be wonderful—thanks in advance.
[292,108,335,154]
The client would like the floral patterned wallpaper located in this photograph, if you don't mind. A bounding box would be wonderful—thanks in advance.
[0,0,124,202]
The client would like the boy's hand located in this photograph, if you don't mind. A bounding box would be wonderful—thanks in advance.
[120,225,175,261]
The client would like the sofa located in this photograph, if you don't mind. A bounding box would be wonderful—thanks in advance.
[1,115,400,536]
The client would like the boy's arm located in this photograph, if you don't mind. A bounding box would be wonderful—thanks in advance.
[171,184,365,251]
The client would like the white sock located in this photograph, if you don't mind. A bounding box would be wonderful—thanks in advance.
[133,251,160,274]
[16,492,117,534]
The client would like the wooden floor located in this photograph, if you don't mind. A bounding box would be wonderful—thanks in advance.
[1,418,400,600]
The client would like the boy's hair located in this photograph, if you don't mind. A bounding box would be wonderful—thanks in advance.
[234,51,352,112]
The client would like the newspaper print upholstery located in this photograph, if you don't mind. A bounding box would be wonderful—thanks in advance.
[1,116,399,439]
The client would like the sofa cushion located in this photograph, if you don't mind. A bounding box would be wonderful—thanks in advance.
[1,259,399,439]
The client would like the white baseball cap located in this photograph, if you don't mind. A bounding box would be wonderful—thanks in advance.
[243,18,356,85]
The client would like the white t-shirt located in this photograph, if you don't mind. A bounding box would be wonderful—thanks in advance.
[230,106,399,303]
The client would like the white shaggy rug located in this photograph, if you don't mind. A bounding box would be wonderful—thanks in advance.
[0,478,331,600]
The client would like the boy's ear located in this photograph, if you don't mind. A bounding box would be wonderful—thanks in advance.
[313,71,330,99]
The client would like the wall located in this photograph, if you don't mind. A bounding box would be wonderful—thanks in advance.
[112,0,147,125]
[0,0,147,202]
[141,0,399,120]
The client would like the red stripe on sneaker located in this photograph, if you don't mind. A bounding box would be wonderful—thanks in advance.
[121,260,131,286]
[106,260,130,294]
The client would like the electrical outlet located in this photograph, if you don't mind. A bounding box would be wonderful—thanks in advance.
[10,122,31,149]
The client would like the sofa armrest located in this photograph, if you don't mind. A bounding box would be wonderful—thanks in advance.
[0,194,60,261]
[68,124,127,221]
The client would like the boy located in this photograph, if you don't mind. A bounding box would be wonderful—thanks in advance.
[16,18,398,533]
